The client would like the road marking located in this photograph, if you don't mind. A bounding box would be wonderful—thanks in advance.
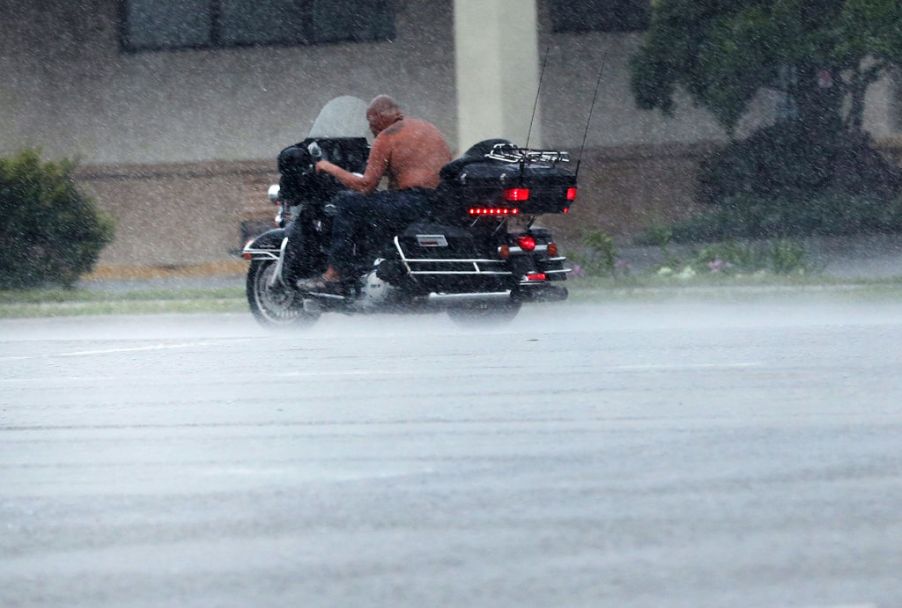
[0,361,764,384]
[805,604,876,608]
[0,339,252,362]
[611,362,762,371]
[0,376,119,384]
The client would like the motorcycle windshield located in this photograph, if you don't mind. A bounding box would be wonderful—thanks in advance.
[308,95,370,140]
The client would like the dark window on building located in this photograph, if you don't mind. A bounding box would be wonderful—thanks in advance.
[121,0,395,52]
[549,0,650,33]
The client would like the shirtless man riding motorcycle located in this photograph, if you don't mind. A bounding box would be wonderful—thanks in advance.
[292,95,452,291]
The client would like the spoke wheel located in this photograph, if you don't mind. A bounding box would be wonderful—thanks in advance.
[246,260,320,328]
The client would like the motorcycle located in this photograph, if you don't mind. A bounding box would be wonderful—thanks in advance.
[241,96,577,328]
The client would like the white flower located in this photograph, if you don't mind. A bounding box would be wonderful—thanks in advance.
[677,266,696,280]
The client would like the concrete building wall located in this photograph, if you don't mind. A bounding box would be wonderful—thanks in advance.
[2,0,901,270]
[0,0,457,163]
[74,160,276,266]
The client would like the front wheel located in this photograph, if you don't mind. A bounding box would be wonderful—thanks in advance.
[246,260,320,328]
[446,299,522,326]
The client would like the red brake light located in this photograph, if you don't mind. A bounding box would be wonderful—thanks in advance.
[468,207,520,216]
[517,235,537,252]
[565,187,577,202]
[504,188,530,202]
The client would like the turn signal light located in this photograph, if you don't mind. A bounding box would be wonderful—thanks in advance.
[498,244,511,259]
[517,235,537,252]
[241,239,254,260]
[547,242,559,257]
[503,187,530,202]
[565,187,578,201]
[469,207,520,216]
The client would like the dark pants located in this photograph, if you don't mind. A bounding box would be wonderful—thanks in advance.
[327,189,431,276]
[282,188,430,283]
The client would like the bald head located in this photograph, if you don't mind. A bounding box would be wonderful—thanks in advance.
[366,95,403,136]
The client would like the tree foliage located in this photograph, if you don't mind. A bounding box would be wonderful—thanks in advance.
[630,0,902,135]
[0,150,114,288]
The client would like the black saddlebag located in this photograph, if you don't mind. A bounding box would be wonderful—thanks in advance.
[439,153,576,215]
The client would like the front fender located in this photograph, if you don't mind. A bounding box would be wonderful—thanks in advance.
[242,228,286,260]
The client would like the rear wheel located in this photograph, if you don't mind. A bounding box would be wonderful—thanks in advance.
[246,260,320,328]
[446,298,522,326]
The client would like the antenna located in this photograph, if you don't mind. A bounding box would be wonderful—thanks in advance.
[575,53,607,179]
[525,46,551,150]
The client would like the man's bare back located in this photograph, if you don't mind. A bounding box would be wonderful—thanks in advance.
[315,96,451,194]
[376,117,452,190]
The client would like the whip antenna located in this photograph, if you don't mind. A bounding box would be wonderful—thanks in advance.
[525,46,551,150]
[575,53,607,179]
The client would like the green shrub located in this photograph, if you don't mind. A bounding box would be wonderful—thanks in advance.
[570,229,619,277]
[0,150,114,288]
[654,192,902,244]
[697,125,902,206]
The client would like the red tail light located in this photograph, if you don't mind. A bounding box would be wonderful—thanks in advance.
[469,207,520,216]
[565,187,577,201]
[525,272,547,281]
[503,187,530,202]
[517,235,537,252]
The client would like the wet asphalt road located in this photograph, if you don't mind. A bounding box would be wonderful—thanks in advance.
[1,300,902,608]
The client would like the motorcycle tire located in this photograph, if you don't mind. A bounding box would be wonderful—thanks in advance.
[446,299,521,326]
[246,259,320,328]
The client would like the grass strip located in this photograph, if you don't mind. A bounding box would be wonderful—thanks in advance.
[3,276,902,319]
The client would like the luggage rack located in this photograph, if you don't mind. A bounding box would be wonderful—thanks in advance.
[485,143,570,165]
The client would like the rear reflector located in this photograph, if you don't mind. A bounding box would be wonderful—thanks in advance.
[503,187,530,202]
[565,187,578,202]
[525,272,547,281]
[469,207,520,216]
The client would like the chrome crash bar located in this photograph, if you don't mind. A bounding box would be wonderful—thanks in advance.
[393,237,513,277]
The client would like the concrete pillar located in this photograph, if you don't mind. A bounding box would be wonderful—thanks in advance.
[453,0,541,153]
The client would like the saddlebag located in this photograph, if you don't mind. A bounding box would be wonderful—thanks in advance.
[439,151,576,215]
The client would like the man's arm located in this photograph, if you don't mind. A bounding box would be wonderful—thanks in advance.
[316,134,390,194]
